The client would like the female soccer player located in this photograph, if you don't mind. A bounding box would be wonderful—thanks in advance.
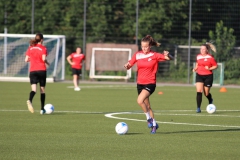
[25,33,49,114]
[124,35,171,134]
[67,47,85,91]
[192,42,218,113]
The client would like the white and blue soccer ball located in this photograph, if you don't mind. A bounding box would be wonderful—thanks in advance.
[206,104,216,114]
[44,104,54,114]
[115,122,128,135]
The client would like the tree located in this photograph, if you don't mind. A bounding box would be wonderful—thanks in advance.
[209,21,235,62]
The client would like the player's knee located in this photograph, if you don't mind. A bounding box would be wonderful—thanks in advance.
[137,99,143,105]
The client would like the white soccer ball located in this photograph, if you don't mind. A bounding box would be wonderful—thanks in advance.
[115,122,128,135]
[44,104,54,114]
[206,104,216,114]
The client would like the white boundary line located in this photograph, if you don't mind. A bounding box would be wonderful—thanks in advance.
[1,109,240,128]
[104,112,240,128]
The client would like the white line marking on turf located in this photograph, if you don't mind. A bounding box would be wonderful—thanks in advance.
[1,109,240,128]
[105,112,240,128]
[67,85,135,89]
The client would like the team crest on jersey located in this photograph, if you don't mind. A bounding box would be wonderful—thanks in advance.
[204,58,207,61]
[148,58,152,61]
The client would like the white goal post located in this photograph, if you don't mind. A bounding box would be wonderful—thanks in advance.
[0,33,66,82]
[89,47,132,80]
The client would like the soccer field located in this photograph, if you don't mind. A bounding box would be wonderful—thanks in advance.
[0,82,239,160]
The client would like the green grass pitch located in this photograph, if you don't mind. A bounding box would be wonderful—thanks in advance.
[0,81,239,160]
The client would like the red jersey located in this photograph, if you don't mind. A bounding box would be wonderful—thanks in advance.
[196,53,217,75]
[129,50,166,84]
[26,44,48,72]
[70,53,85,69]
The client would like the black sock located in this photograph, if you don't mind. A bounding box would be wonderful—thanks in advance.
[197,92,202,108]
[41,93,45,110]
[206,93,213,104]
[29,91,36,103]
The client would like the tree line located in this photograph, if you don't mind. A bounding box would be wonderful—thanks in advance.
[0,0,239,83]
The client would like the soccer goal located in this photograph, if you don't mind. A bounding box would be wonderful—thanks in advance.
[89,47,132,80]
[0,33,66,82]
[192,63,224,86]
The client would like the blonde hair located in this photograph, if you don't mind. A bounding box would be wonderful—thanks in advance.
[141,35,161,47]
[202,42,216,53]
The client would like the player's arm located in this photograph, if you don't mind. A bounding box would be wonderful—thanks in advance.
[25,55,30,62]
[67,55,74,65]
[205,65,218,71]
[25,48,30,62]
[124,62,132,70]
[42,54,49,66]
[163,50,172,60]
[193,63,198,72]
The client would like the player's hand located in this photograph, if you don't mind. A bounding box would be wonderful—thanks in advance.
[163,50,169,56]
[124,62,131,70]
[205,66,210,70]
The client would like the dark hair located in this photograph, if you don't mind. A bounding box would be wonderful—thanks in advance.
[141,35,160,47]
[29,33,44,46]
[201,42,216,53]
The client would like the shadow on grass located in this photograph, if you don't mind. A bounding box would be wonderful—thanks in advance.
[162,128,240,134]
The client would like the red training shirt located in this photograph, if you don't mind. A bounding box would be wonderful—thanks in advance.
[70,53,85,69]
[128,50,166,84]
[26,44,48,72]
[196,53,217,75]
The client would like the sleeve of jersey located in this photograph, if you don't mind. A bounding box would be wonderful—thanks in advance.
[156,53,166,62]
[128,52,137,66]
[211,57,217,66]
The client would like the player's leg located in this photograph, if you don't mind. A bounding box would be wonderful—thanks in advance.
[137,89,150,113]
[143,98,153,127]
[195,74,204,113]
[39,71,47,114]
[72,68,80,91]
[203,74,213,104]
[27,72,37,113]
[195,82,204,113]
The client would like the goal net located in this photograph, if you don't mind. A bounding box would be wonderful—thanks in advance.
[0,34,65,82]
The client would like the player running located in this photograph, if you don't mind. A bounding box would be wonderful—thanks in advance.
[192,42,218,113]
[25,33,49,114]
[124,35,171,134]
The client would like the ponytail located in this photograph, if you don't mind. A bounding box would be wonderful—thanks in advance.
[141,35,161,47]
[29,33,44,46]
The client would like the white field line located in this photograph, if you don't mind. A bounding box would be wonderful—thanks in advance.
[105,112,240,128]
[67,85,135,88]
[1,109,240,128]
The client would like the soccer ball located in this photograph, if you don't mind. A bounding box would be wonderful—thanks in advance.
[206,104,216,114]
[44,104,54,114]
[115,122,128,135]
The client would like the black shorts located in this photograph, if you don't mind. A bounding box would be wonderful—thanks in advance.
[137,84,156,95]
[29,71,47,87]
[196,73,213,87]
[72,68,82,76]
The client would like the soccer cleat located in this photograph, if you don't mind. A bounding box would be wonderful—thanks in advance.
[196,107,201,113]
[147,118,153,128]
[150,123,159,134]
[27,100,34,113]
[40,109,46,115]
[74,87,81,91]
